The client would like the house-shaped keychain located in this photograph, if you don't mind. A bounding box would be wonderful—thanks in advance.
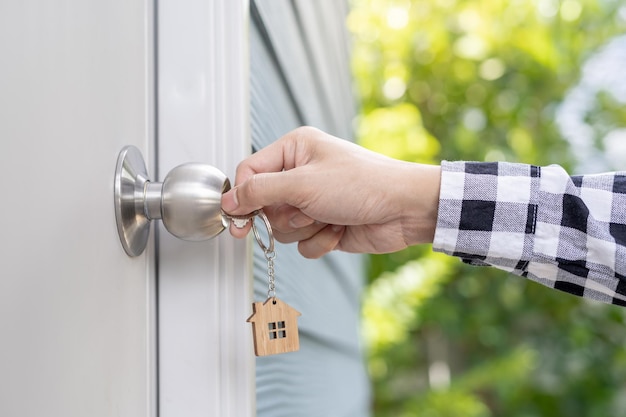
[247,297,301,356]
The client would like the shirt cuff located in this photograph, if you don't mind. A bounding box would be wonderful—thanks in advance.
[432,161,539,272]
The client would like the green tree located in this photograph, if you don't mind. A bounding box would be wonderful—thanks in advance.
[349,0,626,415]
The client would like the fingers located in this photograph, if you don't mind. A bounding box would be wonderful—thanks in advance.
[230,222,344,259]
[231,127,317,186]
[228,204,318,241]
[221,126,338,243]
[267,204,315,230]
[234,126,326,180]
[222,127,329,215]
[225,203,345,259]
[298,225,345,259]
[273,222,327,244]
[222,170,305,216]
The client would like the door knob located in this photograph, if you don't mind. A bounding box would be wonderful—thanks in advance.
[114,146,231,257]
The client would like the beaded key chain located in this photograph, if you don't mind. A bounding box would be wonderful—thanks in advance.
[223,209,301,356]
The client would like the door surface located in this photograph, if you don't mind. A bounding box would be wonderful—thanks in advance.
[0,2,156,416]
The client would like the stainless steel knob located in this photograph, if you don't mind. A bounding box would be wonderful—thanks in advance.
[114,146,231,257]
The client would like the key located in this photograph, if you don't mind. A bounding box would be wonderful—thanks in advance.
[232,217,250,228]
[222,209,260,229]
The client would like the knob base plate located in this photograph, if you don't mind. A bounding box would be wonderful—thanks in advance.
[114,146,151,257]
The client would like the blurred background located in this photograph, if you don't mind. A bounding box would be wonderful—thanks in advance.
[347,0,626,415]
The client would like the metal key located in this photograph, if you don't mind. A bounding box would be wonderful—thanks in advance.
[222,209,261,229]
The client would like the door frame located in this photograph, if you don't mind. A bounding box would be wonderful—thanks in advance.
[156,0,254,416]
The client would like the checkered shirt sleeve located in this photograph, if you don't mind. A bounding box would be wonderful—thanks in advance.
[433,161,626,306]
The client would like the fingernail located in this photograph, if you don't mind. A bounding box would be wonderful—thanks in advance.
[222,189,239,212]
[289,213,314,228]
[331,224,344,233]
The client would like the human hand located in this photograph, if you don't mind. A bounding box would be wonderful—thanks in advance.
[221,127,441,259]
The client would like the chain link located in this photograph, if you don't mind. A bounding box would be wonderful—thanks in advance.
[265,249,277,300]
[251,210,277,301]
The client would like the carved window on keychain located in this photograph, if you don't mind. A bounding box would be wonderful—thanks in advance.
[268,321,286,340]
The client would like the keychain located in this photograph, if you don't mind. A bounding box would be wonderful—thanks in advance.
[223,209,301,356]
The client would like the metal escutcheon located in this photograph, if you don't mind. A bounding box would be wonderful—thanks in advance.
[114,146,231,257]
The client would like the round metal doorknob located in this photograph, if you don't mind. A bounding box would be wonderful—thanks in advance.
[114,145,231,257]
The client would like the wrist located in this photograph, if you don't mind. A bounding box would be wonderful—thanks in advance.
[398,162,441,246]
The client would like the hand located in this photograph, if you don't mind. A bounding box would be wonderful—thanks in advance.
[221,127,441,259]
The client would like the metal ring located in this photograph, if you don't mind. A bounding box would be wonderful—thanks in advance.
[252,209,275,254]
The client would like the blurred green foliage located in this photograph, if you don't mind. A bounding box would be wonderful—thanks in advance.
[348,0,626,415]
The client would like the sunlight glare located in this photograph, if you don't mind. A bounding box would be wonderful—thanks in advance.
[560,0,582,22]
[387,6,409,30]
[454,34,488,60]
[479,58,506,80]
[383,76,407,100]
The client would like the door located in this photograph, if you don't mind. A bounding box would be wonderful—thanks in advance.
[0,1,156,417]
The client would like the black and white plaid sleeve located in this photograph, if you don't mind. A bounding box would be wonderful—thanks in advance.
[432,161,626,306]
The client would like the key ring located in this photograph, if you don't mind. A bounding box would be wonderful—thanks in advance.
[252,209,275,254]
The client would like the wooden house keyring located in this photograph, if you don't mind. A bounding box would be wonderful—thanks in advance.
[231,209,302,356]
[247,297,301,356]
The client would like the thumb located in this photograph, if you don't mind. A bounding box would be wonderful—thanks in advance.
[221,171,300,215]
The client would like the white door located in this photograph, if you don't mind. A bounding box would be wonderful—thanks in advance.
[0,1,156,417]
[1,1,254,416]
